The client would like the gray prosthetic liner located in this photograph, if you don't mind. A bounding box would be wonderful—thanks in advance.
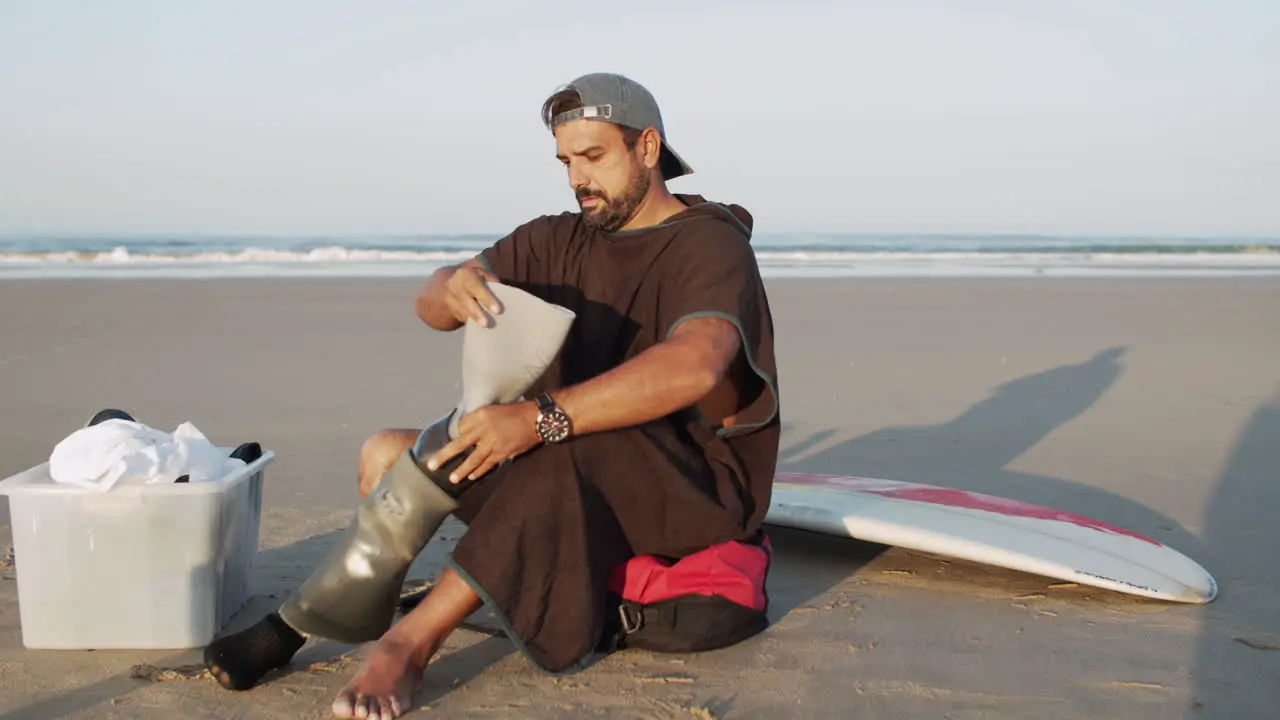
[277,283,575,643]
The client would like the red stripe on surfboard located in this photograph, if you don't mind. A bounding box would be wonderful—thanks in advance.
[776,472,1161,547]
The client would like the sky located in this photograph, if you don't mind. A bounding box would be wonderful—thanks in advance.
[1,0,1277,237]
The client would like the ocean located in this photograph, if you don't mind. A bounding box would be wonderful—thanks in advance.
[2,233,1279,279]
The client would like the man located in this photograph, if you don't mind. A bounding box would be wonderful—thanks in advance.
[202,72,781,719]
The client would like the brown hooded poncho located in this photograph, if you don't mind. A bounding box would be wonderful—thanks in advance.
[447,195,781,673]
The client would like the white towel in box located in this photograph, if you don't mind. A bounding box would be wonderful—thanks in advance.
[48,419,245,491]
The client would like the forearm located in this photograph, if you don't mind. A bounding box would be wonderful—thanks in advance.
[549,333,726,436]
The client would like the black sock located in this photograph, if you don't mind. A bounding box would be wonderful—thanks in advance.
[203,613,305,691]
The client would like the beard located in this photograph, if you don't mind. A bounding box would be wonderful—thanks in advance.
[577,163,651,233]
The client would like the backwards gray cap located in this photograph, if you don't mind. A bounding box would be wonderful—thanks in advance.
[543,72,694,180]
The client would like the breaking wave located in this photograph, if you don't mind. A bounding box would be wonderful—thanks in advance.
[2,238,1278,278]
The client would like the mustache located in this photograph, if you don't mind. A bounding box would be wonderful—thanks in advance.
[576,187,607,201]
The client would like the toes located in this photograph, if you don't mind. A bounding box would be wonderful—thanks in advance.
[333,694,401,720]
[331,692,356,718]
[377,696,401,719]
[361,696,401,720]
[333,691,392,720]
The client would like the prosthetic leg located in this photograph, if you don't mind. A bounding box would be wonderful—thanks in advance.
[203,282,575,690]
[274,419,462,643]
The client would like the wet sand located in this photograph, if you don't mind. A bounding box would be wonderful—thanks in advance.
[0,275,1277,718]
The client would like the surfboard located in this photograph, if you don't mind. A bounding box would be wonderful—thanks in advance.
[764,472,1217,604]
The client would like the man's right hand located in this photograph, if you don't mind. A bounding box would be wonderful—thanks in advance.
[444,264,503,328]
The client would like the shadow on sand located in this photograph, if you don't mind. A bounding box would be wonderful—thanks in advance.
[772,346,1280,714]
[1188,390,1280,715]
[9,346,1269,717]
[777,346,1207,561]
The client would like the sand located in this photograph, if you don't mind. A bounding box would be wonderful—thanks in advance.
[0,275,1277,719]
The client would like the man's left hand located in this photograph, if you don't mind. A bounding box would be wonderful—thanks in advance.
[426,402,542,483]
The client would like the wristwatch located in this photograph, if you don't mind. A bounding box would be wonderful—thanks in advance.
[534,393,573,443]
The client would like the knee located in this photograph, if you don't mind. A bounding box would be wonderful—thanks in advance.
[357,428,419,498]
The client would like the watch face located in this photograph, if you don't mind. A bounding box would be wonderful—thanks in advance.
[537,409,572,443]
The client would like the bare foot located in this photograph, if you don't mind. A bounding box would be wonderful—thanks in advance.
[332,567,482,718]
[331,638,424,719]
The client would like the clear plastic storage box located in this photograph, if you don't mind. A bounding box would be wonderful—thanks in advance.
[0,450,273,650]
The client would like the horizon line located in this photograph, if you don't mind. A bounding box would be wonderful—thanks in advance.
[3,229,1280,241]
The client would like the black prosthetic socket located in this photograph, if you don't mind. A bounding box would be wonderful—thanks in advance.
[230,441,263,464]
[86,408,135,427]
[203,612,305,691]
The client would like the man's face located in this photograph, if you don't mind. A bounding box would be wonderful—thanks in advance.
[554,119,651,232]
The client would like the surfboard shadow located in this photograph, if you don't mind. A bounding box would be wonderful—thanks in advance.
[775,345,1209,599]
[1188,390,1280,715]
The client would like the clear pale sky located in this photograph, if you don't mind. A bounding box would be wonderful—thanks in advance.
[2,1,1277,237]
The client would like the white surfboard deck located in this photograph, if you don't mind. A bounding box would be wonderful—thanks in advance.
[765,472,1217,604]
